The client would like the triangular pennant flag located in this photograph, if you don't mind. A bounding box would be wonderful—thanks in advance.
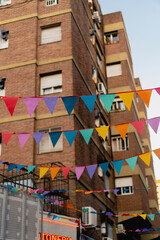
[113,189,119,195]
[147,214,155,221]
[2,133,13,145]
[86,165,97,179]
[137,90,152,107]
[61,167,71,179]
[16,165,26,172]
[62,96,78,116]
[28,165,36,174]
[153,149,160,159]
[147,118,160,133]
[99,94,116,112]
[79,129,93,144]
[99,162,109,175]
[80,95,97,113]
[155,87,160,95]
[118,92,134,111]
[114,123,129,140]
[112,160,123,175]
[17,133,31,149]
[50,167,60,180]
[139,152,151,167]
[67,203,74,209]
[139,214,147,220]
[43,97,59,114]
[32,132,45,145]
[49,132,62,148]
[125,156,138,171]
[3,97,19,116]
[7,185,13,191]
[39,167,49,179]
[131,120,145,135]
[95,126,109,141]
[7,164,17,172]
[54,199,60,205]
[52,215,57,220]
[24,98,40,117]
[64,131,78,146]
[13,188,18,194]
[75,166,85,180]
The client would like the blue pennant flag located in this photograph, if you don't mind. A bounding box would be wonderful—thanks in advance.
[112,160,124,175]
[49,132,62,147]
[7,164,17,173]
[16,165,26,172]
[80,129,94,144]
[99,162,109,175]
[125,156,138,171]
[80,95,97,113]
[62,96,78,116]
[99,94,116,112]
[52,215,57,220]
[7,185,13,191]
[64,130,78,146]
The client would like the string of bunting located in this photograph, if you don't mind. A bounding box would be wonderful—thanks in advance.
[1,148,160,179]
[1,87,160,117]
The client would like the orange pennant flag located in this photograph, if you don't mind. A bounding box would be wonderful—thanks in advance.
[67,204,74,209]
[39,167,49,179]
[139,214,147,220]
[118,92,134,111]
[153,149,160,159]
[95,126,109,141]
[139,152,151,167]
[137,90,152,107]
[85,191,93,194]
[50,167,60,180]
[115,123,129,140]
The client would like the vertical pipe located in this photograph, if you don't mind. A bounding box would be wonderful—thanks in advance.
[1,188,8,240]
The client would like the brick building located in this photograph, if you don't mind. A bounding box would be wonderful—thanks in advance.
[103,12,160,240]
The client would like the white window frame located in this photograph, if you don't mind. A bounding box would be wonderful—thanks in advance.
[0,31,9,50]
[115,177,133,196]
[40,72,62,95]
[112,135,129,152]
[41,24,61,45]
[38,127,63,154]
[105,31,119,45]
[111,97,125,112]
[45,0,58,7]
[0,0,11,6]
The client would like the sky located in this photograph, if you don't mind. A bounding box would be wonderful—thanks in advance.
[98,0,160,179]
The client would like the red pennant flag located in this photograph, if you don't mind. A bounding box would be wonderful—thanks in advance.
[62,167,71,179]
[3,97,19,116]
[2,133,13,145]
[131,120,145,135]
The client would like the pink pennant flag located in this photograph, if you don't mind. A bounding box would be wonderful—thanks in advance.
[131,120,145,135]
[17,133,31,148]
[75,166,85,180]
[62,167,71,179]
[155,87,160,95]
[147,118,160,133]
[2,133,13,145]
[24,98,40,117]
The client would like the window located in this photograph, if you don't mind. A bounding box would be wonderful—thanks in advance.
[111,97,125,112]
[41,24,61,44]
[97,52,102,69]
[40,72,62,95]
[104,174,110,198]
[0,30,9,49]
[92,66,97,84]
[0,0,11,6]
[106,62,122,77]
[0,78,5,96]
[104,31,119,45]
[115,177,133,196]
[45,0,58,7]
[38,127,63,154]
[112,135,129,151]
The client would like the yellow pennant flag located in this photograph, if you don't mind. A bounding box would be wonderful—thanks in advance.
[50,167,60,180]
[139,214,147,220]
[153,149,160,159]
[118,92,134,111]
[39,167,49,179]
[95,126,109,141]
[137,90,152,107]
[114,123,129,140]
[139,152,151,167]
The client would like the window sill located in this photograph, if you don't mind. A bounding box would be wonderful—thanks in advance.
[37,149,63,155]
[40,40,62,46]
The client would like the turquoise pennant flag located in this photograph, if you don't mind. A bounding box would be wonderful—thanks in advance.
[62,96,78,116]
[125,156,138,171]
[99,162,109,175]
[80,95,97,113]
[112,160,123,175]
[64,130,78,146]
[99,94,116,112]
[16,165,26,172]
[28,165,36,174]
[13,188,18,194]
[49,132,62,147]
[147,214,155,221]
[79,129,94,144]
[7,164,17,173]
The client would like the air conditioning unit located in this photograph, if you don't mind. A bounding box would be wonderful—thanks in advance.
[98,82,106,94]
[90,28,96,36]
[92,11,101,23]
[45,0,57,7]
[1,29,8,41]
[82,207,97,227]
[88,0,93,10]
[116,224,126,234]
[0,0,11,6]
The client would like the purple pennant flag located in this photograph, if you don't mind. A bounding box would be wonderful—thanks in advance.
[147,117,160,133]
[32,132,45,145]
[43,97,59,115]
[113,189,120,195]
[24,98,40,117]
[75,166,85,180]
[86,165,97,179]
[17,133,31,149]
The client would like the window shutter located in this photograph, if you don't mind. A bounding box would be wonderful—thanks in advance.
[40,73,62,95]
[41,25,61,44]
[107,63,122,77]
[115,177,133,188]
